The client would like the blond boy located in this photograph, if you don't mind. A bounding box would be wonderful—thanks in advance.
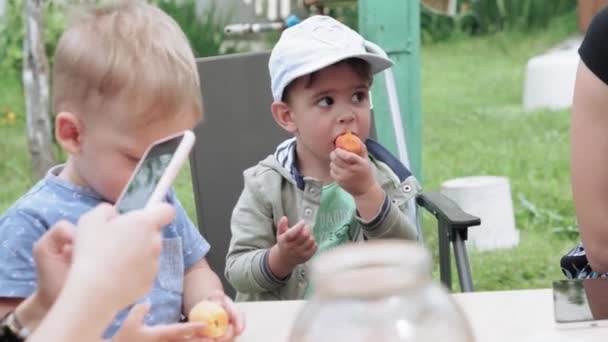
[0,1,243,340]
[226,15,420,301]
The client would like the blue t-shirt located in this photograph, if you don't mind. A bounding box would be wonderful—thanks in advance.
[0,165,210,338]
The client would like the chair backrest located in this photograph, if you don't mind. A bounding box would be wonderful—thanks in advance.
[190,52,290,296]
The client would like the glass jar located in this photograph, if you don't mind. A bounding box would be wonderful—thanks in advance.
[288,240,474,342]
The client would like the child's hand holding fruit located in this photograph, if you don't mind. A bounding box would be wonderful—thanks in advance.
[188,290,245,341]
[332,132,386,221]
[331,132,377,197]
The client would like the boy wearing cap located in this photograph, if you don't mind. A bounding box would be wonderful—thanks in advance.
[225,15,421,301]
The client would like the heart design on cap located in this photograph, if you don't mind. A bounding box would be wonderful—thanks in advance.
[310,22,350,48]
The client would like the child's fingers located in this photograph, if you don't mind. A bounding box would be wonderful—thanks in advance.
[80,203,117,226]
[216,294,244,331]
[329,168,340,182]
[35,220,75,256]
[299,224,311,239]
[284,221,305,241]
[289,224,314,245]
[178,338,212,342]
[330,162,354,181]
[334,148,358,163]
[204,289,225,302]
[331,154,349,169]
[329,150,337,161]
[357,142,369,158]
[221,296,245,334]
[146,322,206,340]
[122,203,176,233]
[337,148,368,166]
[172,337,209,342]
[289,220,307,231]
[300,238,317,255]
[214,325,235,342]
[232,307,246,335]
[143,203,176,232]
[277,216,289,236]
[181,335,213,342]
[123,302,151,327]
[60,243,73,262]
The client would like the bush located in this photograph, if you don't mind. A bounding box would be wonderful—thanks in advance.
[0,0,65,74]
[0,0,235,76]
[422,0,577,42]
[156,0,236,57]
[463,0,576,33]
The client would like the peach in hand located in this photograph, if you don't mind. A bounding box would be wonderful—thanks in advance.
[188,300,229,338]
[335,131,362,154]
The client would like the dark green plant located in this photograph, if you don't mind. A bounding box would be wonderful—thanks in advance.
[156,0,236,57]
[319,3,358,30]
[0,0,66,74]
[461,0,576,34]
[421,0,577,42]
[421,4,457,43]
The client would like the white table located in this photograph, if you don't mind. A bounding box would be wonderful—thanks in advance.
[235,289,607,342]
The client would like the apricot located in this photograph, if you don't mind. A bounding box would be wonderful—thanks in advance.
[188,300,229,338]
[335,132,362,154]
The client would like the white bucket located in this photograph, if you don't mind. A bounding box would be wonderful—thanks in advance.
[522,37,581,111]
[440,176,520,251]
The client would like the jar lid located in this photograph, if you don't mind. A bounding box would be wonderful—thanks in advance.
[311,240,432,298]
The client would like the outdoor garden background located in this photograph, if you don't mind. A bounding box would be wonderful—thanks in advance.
[0,0,582,291]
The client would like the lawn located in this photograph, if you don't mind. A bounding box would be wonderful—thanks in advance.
[0,14,580,291]
[420,14,579,291]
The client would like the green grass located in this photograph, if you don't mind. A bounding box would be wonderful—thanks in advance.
[0,15,580,291]
[420,14,579,291]
[0,72,34,211]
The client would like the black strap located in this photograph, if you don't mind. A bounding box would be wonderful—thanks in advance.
[0,313,24,342]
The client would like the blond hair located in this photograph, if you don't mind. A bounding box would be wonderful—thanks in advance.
[52,0,202,126]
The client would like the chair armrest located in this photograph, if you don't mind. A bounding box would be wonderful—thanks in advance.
[416,192,481,238]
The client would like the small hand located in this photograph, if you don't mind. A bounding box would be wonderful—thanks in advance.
[276,216,317,267]
[198,291,246,341]
[32,220,75,311]
[69,203,175,311]
[330,143,376,197]
[268,216,317,278]
[113,302,207,342]
[331,145,386,220]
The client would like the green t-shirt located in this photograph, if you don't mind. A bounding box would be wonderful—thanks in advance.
[304,183,360,297]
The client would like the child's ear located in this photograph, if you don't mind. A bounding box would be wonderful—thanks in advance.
[55,112,83,154]
[271,101,297,133]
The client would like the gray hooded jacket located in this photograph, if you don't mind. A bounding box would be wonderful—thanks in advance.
[225,138,421,301]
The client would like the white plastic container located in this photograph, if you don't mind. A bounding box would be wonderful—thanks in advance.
[522,38,581,111]
[441,176,519,251]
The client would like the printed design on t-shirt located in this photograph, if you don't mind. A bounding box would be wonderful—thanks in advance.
[312,183,359,254]
[303,183,358,298]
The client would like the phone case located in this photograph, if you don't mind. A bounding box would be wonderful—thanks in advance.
[115,130,196,210]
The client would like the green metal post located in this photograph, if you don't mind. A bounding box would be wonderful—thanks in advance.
[358,0,422,180]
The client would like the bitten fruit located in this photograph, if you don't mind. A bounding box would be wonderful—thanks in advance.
[335,132,362,154]
[188,300,229,338]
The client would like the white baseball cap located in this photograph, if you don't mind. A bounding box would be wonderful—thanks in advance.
[269,15,393,101]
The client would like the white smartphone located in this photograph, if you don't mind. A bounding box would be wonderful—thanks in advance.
[553,278,608,329]
[115,130,195,214]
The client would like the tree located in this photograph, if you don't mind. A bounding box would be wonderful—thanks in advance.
[23,0,55,178]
